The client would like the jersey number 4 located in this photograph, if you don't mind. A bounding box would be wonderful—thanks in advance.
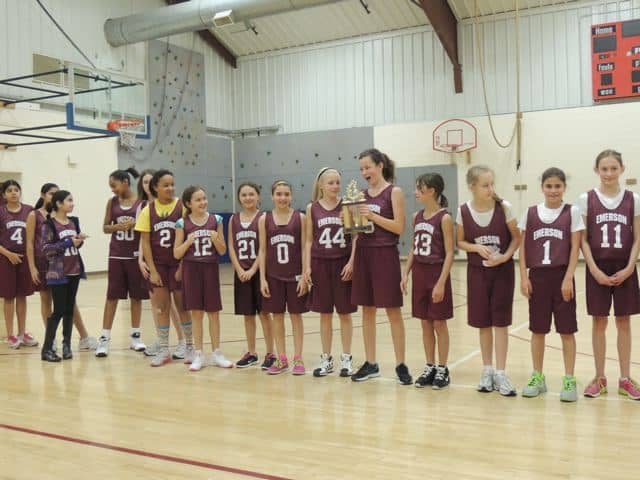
[10,229,23,245]
[318,227,346,249]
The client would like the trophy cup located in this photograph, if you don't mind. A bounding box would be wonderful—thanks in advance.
[341,180,374,235]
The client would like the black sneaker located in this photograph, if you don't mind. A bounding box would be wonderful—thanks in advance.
[432,365,450,390]
[395,363,412,385]
[415,363,436,388]
[351,361,380,382]
[236,352,259,368]
[261,353,277,370]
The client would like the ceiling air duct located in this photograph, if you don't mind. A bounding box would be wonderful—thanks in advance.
[105,0,344,47]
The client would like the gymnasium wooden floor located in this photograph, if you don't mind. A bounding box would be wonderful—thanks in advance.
[2,261,639,480]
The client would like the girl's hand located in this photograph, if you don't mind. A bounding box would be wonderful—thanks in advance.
[77,233,88,241]
[72,237,84,247]
[139,260,150,280]
[476,245,495,260]
[296,277,308,297]
[260,278,271,298]
[303,268,313,286]
[150,270,163,287]
[174,266,182,282]
[340,261,353,281]
[239,268,251,282]
[121,220,135,231]
[246,266,257,280]
[611,267,633,286]
[592,268,614,286]
[520,277,532,299]
[4,251,22,265]
[400,274,409,295]
[187,232,197,243]
[483,254,505,268]
[358,205,373,219]
[432,281,445,303]
[561,278,574,302]
[210,230,218,242]
[30,266,40,285]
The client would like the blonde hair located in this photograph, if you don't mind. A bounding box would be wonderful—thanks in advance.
[466,165,502,204]
[311,167,340,202]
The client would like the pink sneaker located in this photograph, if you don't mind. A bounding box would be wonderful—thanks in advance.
[291,357,306,375]
[8,335,21,349]
[19,332,39,347]
[618,378,640,400]
[267,356,289,375]
[584,376,607,398]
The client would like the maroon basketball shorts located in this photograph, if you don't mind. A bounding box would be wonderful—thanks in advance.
[261,276,308,314]
[107,258,150,300]
[308,256,357,315]
[351,245,403,308]
[586,259,640,317]
[234,272,262,316]
[528,267,577,334]
[411,262,453,321]
[466,261,514,328]
[181,261,221,312]
[0,254,34,298]
[150,263,182,292]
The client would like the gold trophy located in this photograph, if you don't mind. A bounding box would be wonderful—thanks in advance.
[341,180,374,235]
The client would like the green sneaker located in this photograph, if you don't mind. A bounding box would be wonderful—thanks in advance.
[522,371,547,397]
[560,375,578,402]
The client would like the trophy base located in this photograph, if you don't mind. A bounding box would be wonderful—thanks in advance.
[344,223,375,235]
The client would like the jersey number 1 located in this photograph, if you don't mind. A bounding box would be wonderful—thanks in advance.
[600,224,623,249]
[413,233,432,256]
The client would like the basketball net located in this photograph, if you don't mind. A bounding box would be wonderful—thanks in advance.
[106,119,144,152]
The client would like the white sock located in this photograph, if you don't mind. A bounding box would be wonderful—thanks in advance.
[101,329,111,339]
[130,327,141,336]
[495,369,505,376]
[483,365,493,371]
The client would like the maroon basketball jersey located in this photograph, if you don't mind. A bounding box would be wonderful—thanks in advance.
[460,202,512,267]
[310,200,350,259]
[109,197,142,259]
[265,210,302,282]
[231,211,260,270]
[357,184,399,247]
[182,214,219,264]
[587,189,634,261]
[149,199,182,266]
[413,209,447,265]
[52,218,81,276]
[525,204,572,269]
[0,204,32,254]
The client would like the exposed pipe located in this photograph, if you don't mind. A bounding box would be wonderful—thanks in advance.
[105,0,344,47]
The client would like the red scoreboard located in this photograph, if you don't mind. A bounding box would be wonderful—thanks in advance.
[592,18,640,101]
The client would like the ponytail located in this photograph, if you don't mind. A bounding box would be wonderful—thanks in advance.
[110,166,140,185]
[35,182,58,210]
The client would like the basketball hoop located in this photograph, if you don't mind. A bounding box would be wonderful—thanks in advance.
[107,119,145,151]
[433,119,477,164]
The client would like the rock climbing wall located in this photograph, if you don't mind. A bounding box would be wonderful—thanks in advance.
[118,40,232,213]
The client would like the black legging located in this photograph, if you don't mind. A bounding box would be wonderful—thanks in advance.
[42,276,80,351]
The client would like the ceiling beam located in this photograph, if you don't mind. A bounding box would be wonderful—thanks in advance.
[418,0,462,93]
[166,0,237,69]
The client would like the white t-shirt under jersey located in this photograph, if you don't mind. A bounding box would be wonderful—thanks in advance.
[518,203,584,232]
[456,200,516,228]
[576,188,640,217]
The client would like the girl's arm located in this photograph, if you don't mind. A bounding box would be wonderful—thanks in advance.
[227,218,244,275]
[561,230,582,300]
[485,218,521,267]
[173,222,193,260]
[102,198,120,234]
[0,245,22,264]
[258,214,270,297]
[456,223,494,259]
[303,204,313,284]
[612,215,640,285]
[42,223,72,257]
[360,186,405,235]
[580,217,612,285]
[25,211,39,280]
[432,214,455,302]
[400,212,417,295]
[140,232,162,286]
[211,221,226,256]
[340,230,357,281]
[518,233,531,298]
[297,212,308,296]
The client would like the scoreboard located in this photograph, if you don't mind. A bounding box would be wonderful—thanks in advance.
[592,19,640,101]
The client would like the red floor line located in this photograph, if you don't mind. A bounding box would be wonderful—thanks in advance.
[509,333,640,366]
[0,423,292,480]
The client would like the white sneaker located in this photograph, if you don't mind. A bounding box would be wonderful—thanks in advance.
[477,367,494,392]
[493,371,517,397]
[129,332,146,352]
[313,353,334,377]
[150,349,172,367]
[79,336,98,351]
[184,344,195,364]
[209,348,233,368]
[143,340,160,357]
[95,336,110,357]
[189,351,205,371]
[19,332,39,347]
[172,340,187,359]
[340,353,353,377]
